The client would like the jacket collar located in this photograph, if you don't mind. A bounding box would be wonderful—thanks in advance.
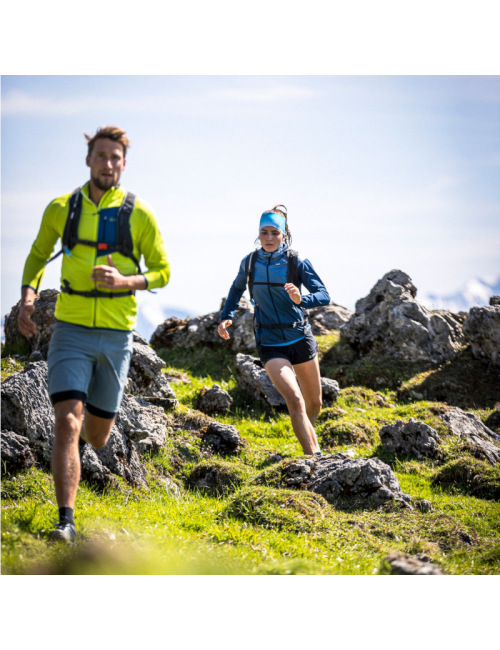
[257,243,288,261]
[81,181,124,208]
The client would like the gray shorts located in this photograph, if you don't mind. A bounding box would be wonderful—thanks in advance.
[47,320,133,418]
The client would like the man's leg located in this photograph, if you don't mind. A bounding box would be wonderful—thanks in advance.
[294,356,322,426]
[81,409,115,448]
[49,399,84,542]
[265,358,320,455]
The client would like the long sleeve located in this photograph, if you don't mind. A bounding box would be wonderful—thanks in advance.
[298,258,330,309]
[220,257,248,321]
[136,204,170,290]
[22,200,62,292]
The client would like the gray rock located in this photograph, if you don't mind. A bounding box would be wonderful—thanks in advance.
[415,499,433,512]
[379,418,441,459]
[235,354,286,408]
[124,340,178,409]
[340,270,463,363]
[1,430,35,471]
[193,384,233,415]
[201,422,246,454]
[490,296,500,306]
[1,361,55,464]
[308,302,354,335]
[1,362,169,486]
[321,377,340,404]
[463,305,500,366]
[150,296,256,353]
[441,407,500,465]
[383,551,443,575]
[280,453,411,505]
[3,289,58,358]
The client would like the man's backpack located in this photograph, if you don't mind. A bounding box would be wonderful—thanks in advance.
[46,188,141,299]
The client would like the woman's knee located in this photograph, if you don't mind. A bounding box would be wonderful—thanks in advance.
[286,391,305,413]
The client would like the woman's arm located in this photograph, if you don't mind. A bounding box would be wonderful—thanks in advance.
[297,258,330,309]
[220,257,248,322]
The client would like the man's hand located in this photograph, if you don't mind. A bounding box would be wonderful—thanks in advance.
[218,320,232,340]
[284,283,302,305]
[91,255,146,290]
[18,287,38,338]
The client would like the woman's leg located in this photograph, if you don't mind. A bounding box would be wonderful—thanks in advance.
[265,358,320,455]
[294,356,322,426]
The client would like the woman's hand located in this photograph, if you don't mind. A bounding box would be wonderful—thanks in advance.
[218,320,232,340]
[284,283,301,305]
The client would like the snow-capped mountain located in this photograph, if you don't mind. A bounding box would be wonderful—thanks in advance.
[421,276,500,313]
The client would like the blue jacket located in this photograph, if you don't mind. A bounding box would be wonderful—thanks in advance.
[220,244,330,346]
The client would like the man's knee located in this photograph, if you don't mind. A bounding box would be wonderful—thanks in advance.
[54,401,84,437]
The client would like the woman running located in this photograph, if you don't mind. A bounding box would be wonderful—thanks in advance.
[218,205,330,455]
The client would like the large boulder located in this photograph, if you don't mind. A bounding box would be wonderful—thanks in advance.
[1,431,35,471]
[441,408,500,465]
[463,305,500,366]
[235,354,286,408]
[193,384,233,415]
[125,332,178,409]
[1,361,170,486]
[340,270,463,363]
[3,289,58,358]
[271,453,411,506]
[150,296,256,352]
[379,418,441,459]
[321,377,340,404]
[308,302,354,335]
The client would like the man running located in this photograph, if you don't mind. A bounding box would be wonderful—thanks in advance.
[17,126,170,543]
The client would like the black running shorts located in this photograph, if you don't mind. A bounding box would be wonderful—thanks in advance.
[257,330,318,367]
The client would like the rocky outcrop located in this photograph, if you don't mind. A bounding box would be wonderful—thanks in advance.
[125,332,178,409]
[236,354,286,408]
[308,302,354,335]
[379,418,441,459]
[193,384,233,415]
[3,289,58,358]
[490,296,500,306]
[201,422,245,454]
[383,551,443,575]
[151,296,256,352]
[463,305,500,366]
[340,270,463,363]
[1,431,35,471]
[321,378,340,404]
[271,453,411,506]
[1,361,170,486]
[441,408,500,465]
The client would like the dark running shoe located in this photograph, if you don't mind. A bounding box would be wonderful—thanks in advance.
[48,522,77,544]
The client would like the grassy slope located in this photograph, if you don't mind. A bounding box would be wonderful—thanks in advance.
[2,338,500,575]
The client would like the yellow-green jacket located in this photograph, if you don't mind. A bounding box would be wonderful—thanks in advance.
[22,183,170,331]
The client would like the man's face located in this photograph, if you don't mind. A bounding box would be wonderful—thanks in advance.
[86,138,126,192]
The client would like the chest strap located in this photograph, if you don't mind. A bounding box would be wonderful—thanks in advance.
[255,319,307,330]
[61,279,134,299]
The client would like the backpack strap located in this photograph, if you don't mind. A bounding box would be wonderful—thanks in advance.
[286,249,301,292]
[115,192,142,273]
[61,279,134,299]
[46,188,82,266]
[245,251,257,301]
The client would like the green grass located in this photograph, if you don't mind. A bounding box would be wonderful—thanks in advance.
[2,340,500,575]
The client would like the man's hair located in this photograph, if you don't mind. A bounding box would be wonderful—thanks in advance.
[84,126,130,158]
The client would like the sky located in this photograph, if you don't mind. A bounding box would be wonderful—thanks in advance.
[2,75,500,331]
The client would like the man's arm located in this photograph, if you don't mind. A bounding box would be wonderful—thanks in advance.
[19,200,62,337]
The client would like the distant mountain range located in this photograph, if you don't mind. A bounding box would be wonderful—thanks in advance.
[421,276,500,313]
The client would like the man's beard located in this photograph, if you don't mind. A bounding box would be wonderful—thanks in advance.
[91,173,115,191]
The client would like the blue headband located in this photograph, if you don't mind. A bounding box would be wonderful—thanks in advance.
[259,212,286,234]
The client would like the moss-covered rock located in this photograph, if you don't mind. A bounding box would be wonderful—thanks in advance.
[224,485,329,532]
[186,459,253,496]
[433,456,500,500]
[318,421,372,448]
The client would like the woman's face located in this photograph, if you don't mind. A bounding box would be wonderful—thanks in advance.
[259,225,284,252]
